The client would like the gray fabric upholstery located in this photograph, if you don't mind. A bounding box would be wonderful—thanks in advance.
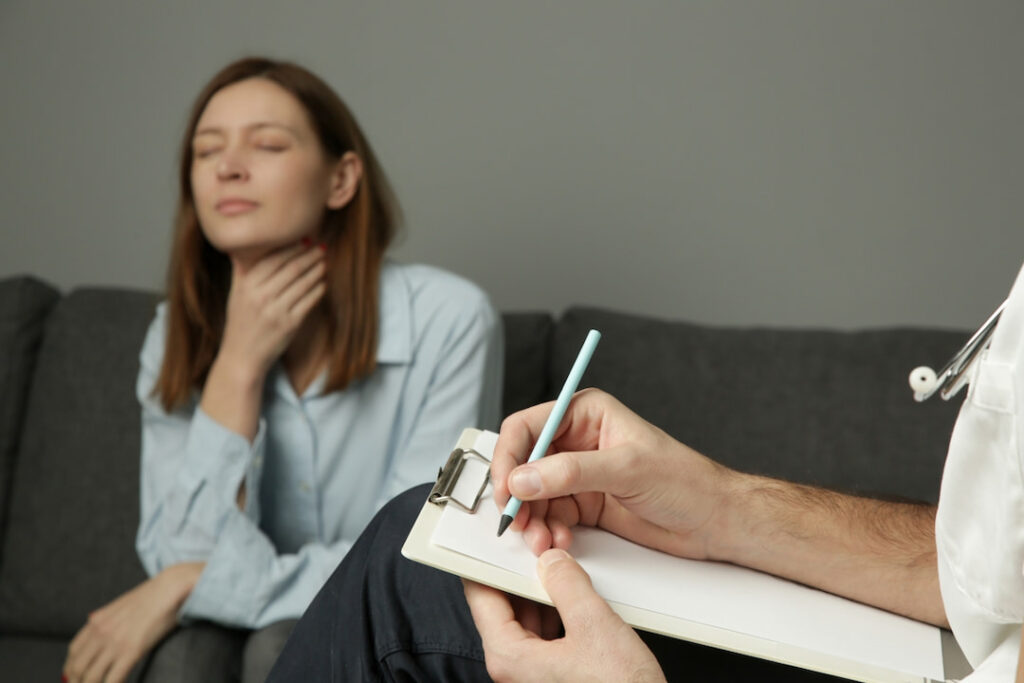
[0,635,67,681]
[500,312,554,415]
[0,288,158,636]
[555,306,966,503]
[0,276,59,548]
[0,283,974,677]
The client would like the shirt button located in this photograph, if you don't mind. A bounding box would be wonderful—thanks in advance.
[299,481,312,493]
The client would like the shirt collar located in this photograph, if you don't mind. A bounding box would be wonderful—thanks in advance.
[375,261,413,365]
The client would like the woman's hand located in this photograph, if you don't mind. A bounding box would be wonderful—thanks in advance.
[464,548,665,683]
[219,240,327,380]
[63,563,203,683]
[492,388,735,560]
[200,240,326,440]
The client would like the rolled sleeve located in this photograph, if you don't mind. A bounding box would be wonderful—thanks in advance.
[181,516,354,627]
[135,306,267,575]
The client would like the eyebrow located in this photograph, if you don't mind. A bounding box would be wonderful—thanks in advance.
[193,122,301,138]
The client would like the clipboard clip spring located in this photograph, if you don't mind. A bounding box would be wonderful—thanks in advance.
[428,447,491,513]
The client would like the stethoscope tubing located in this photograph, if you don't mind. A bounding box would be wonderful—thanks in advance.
[910,299,1007,402]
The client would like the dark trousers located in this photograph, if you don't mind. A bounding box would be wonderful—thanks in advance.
[268,484,841,682]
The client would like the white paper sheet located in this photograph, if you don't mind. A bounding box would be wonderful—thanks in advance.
[431,434,945,681]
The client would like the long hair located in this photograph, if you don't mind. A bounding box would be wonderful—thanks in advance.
[154,57,401,411]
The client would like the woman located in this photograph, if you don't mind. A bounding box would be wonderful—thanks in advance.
[61,57,503,683]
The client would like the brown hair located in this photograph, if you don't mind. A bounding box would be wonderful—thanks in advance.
[154,57,401,410]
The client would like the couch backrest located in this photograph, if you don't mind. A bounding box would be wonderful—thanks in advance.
[500,312,554,415]
[0,288,158,637]
[0,282,554,638]
[0,277,60,552]
[555,307,966,504]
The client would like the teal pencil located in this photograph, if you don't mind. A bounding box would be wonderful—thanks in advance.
[497,329,601,537]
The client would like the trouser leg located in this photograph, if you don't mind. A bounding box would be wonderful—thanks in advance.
[268,484,489,683]
[133,621,245,683]
[268,484,845,682]
[241,619,297,683]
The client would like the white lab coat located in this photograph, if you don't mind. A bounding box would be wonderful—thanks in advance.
[936,262,1024,680]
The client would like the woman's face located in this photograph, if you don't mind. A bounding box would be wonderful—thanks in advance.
[190,78,343,259]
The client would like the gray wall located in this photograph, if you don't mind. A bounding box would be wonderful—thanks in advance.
[2,1,1021,329]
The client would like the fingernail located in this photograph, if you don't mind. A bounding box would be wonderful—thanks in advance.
[318,242,327,252]
[539,548,570,567]
[301,237,312,247]
[510,467,542,497]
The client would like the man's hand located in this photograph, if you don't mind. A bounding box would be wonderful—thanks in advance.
[493,388,948,627]
[492,388,733,560]
[464,548,665,683]
[63,563,203,683]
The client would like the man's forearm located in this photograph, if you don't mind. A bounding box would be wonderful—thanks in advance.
[713,473,947,627]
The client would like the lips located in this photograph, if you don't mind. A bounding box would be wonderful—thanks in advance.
[215,198,260,215]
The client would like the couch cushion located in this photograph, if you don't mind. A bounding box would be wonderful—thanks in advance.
[0,276,60,550]
[0,635,67,680]
[554,307,966,504]
[0,287,158,636]
[500,312,554,416]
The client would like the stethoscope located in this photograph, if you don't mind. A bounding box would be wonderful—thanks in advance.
[909,300,1007,402]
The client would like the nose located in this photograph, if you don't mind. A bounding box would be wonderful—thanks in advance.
[215,148,249,182]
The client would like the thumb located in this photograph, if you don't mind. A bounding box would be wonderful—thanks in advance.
[509,445,636,501]
[536,548,620,634]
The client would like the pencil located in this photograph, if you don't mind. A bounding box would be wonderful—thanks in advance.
[497,329,601,536]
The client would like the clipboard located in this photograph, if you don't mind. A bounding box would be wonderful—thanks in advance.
[402,429,971,683]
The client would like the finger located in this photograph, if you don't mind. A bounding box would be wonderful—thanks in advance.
[463,580,532,645]
[507,493,548,536]
[103,655,137,683]
[544,496,582,550]
[275,259,326,315]
[521,512,555,555]
[66,627,104,682]
[509,444,639,503]
[536,549,622,635]
[261,244,325,299]
[492,387,614,507]
[80,646,115,683]
[492,404,559,508]
[286,280,327,322]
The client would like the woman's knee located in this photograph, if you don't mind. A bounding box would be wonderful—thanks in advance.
[242,620,298,683]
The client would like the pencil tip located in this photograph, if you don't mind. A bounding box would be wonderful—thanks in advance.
[497,514,513,537]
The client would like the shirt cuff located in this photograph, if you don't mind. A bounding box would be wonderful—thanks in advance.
[182,408,267,520]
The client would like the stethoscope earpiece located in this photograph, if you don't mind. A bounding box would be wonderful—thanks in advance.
[909,298,1006,402]
[909,366,938,395]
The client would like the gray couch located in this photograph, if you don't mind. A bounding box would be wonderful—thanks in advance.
[0,275,967,679]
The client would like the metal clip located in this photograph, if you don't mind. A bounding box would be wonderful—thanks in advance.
[428,447,491,513]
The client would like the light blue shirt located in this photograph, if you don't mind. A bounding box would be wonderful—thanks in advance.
[135,262,503,628]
